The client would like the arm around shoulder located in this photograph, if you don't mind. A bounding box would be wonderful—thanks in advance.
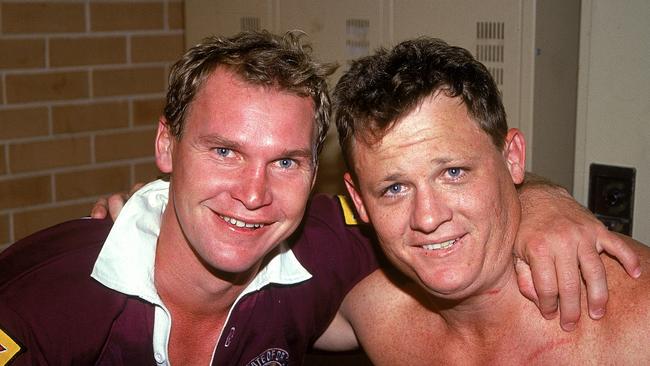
[513,173,640,331]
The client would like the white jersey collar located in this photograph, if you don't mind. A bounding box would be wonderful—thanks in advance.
[91,179,312,305]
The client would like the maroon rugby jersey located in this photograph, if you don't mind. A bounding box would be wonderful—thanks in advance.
[0,194,377,366]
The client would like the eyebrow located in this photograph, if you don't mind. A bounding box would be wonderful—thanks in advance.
[281,148,314,161]
[380,172,406,183]
[378,156,456,181]
[197,135,240,149]
[198,135,314,161]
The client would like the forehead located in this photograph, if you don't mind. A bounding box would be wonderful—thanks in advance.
[193,67,315,123]
[358,94,493,157]
[184,68,317,148]
[193,67,314,113]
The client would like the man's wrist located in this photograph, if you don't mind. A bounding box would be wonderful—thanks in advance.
[517,172,573,212]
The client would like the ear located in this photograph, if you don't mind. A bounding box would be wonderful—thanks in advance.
[155,118,174,173]
[343,172,370,223]
[503,128,526,185]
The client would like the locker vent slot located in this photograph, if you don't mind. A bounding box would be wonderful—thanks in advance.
[346,19,370,60]
[241,17,261,32]
[475,21,505,87]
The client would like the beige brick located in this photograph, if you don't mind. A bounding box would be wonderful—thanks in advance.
[0,107,49,140]
[134,160,161,183]
[133,98,164,126]
[0,39,45,69]
[0,214,9,244]
[1,2,85,34]
[53,101,129,134]
[56,165,131,201]
[9,137,91,173]
[6,71,89,103]
[132,34,184,63]
[93,67,165,97]
[50,37,127,67]
[168,1,185,30]
[0,146,5,175]
[0,175,51,210]
[13,202,92,241]
[91,2,164,31]
[95,129,156,162]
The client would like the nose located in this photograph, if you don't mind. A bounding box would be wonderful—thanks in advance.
[231,164,273,210]
[410,185,452,233]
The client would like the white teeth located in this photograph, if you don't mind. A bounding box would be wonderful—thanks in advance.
[422,238,457,250]
[220,215,264,229]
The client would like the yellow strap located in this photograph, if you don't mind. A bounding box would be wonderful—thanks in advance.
[336,195,359,226]
[0,327,22,366]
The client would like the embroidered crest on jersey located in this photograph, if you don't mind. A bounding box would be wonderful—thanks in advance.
[336,195,359,226]
[0,327,22,366]
[245,347,289,366]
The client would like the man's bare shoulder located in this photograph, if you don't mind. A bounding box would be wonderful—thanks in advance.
[343,266,425,310]
[597,234,650,357]
[604,234,650,294]
[342,267,446,333]
[342,268,395,315]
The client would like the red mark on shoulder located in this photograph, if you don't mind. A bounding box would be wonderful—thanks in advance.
[485,289,500,295]
[527,338,572,362]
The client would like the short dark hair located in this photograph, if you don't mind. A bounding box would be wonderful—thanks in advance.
[164,30,337,157]
[334,37,507,169]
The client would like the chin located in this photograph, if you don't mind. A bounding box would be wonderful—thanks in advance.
[206,259,262,281]
[200,248,265,276]
[415,269,478,298]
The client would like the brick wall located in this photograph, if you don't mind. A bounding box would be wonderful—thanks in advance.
[0,0,185,250]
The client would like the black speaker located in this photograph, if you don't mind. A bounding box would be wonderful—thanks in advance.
[588,163,635,235]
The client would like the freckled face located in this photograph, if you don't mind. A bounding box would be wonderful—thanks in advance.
[345,93,525,298]
[156,68,317,275]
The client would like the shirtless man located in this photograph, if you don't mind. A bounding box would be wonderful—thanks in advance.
[335,37,650,364]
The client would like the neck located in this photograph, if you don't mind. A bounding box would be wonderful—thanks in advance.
[426,262,535,339]
[154,205,264,318]
[432,193,530,337]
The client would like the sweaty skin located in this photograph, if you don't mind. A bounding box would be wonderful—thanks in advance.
[341,238,650,365]
[339,93,650,365]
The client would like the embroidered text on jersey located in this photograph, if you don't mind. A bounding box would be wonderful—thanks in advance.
[246,347,289,366]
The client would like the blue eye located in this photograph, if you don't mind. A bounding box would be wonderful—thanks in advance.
[278,159,294,169]
[215,148,231,157]
[448,167,462,177]
[385,183,403,195]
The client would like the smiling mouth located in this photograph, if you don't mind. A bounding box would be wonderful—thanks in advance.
[421,237,460,250]
[219,215,265,229]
